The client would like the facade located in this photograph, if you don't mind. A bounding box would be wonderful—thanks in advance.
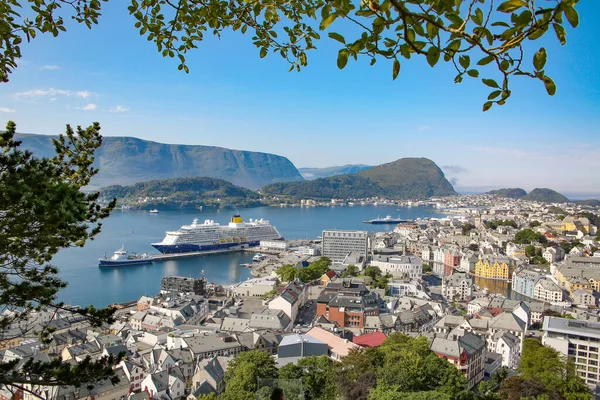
[268,281,307,323]
[260,240,289,250]
[321,230,368,264]
[512,268,543,299]
[369,255,423,280]
[534,278,564,303]
[430,333,486,389]
[475,258,513,280]
[316,280,380,328]
[442,273,473,301]
[543,317,600,388]
[160,275,206,295]
[543,247,565,263]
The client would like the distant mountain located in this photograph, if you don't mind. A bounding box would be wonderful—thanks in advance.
[261,157,457,199]
[99,177,262,210]
[15,134,303,190]
[487,188,528,198]
[298,164,372,180]
[522,188,570,203]
[572,199,600,207]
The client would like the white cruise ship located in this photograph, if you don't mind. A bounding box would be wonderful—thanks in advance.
[152,215,282,254]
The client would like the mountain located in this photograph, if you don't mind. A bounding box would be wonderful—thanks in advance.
[572,199,600,207]
[261,157,457,199]
[522,188,570,203]
[298,164,372,180]
[99,177,262,210]
[14,133,303,190]
[487,188,528,198]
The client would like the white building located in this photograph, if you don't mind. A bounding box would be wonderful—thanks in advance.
[543,317,600,388]
[543,247,565,263]
[322,230,368,264]
[370,255,423,280]
[260,240,289,251]
[442,273,473,301]
[233,277,278,297]
[534,278,564,303]
[268,281,307,323]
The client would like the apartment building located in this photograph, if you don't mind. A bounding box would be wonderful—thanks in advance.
[322,230,368,264]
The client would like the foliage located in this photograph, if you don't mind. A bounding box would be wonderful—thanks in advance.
[0,0,581,110]
[262,158,456,199]
[275,257,332,282]
[468,243,480,252]
[196,393,219,400]
[462,223,476,235]
[485,219,518,230]
[514,229,547,245]
[279,355,337,400]
[422,263,433,274]
[487,188,527,199]
[478,367,509,396]
[100,176,263,210]
[342,265,360,277]
[506,338,592,399]
[222,351,278,397]
[579,213,600,230]
[334,333,470,400]
[530,221,542,228]
[0,121,118,391]
[364,266,383,280]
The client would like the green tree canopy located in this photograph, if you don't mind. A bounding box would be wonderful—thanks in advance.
[514,229,547,245]
[221,350,278,398]
[0,121,118,393]
[279,355,337,400]
[1,0,581,109]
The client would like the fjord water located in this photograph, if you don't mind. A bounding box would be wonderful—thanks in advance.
[53,205,442,307]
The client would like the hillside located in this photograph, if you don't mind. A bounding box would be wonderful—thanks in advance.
[99,177,263,210]
[298,164,372,179]
[522,188,570,203]
[572,199,600,207]
[487,188,528,198]
[262,157,456,199]
[15,134,303,190]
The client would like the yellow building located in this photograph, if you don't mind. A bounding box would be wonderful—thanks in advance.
[474,258,513,280]
[561,216,591,234]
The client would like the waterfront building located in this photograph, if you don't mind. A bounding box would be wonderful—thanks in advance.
[161,275,206,296]
[533,278,564,303]
[260,240,289,251]
[315,280,379,328]
[459,251,479,273]
[370,255,423,280]
[321,230,368,264]
[233,277,278,297]
[430,333,486,390]
[474,257,514,280]
[543,317,600,388]
[442,273,473,301]
[511,267,543,298]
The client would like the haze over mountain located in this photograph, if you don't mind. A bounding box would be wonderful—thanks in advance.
[298,164,372,180]
[486,188,528,199]
[15,134,303,190]
[262,157,456,199]
[522,188,570,203]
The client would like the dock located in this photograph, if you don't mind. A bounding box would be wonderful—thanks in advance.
[152,248,242,261]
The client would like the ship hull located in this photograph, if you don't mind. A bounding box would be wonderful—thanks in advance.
[98,258,153,267]
[152,241,261,254]
[363,220,407,224]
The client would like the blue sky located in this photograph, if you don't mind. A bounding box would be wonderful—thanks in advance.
[1,1,599,196]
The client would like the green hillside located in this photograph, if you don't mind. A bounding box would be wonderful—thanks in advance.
[261,157,456,199]
[15,133,303,190]
[522,188,570,203]
[487,188,528,198]
[99,177,263,210]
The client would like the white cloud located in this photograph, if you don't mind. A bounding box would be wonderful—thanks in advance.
[109,105,130,113]
[40,65,60,70]
[0,107,16,113]
[79,103,97,111]
[14,88,96,100]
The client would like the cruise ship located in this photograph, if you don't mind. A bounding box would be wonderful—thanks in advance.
[152,215,282,254]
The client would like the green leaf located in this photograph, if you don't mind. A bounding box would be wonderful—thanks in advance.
[260,47,268,58]
[477,55,494,66]
[533,47,547,71]
[488,90,502,100]
[426,46,440,67]
[320,14,337,30]
[564,6,579,28]
[392,59,400,80]
[337,49,349,69]
[459,55,470,69]
[482,78,499,88]
[328,32,345,44]
[473,8,484,26]
[483,101,493,112]
[542,76,556,96]
[467,69,479,78]
[553,23,566,45]
[497,0,527,13]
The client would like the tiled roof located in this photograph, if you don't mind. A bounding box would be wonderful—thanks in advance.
[352,332,387,347]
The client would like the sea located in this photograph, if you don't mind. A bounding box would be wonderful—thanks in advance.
[51,205,512,307]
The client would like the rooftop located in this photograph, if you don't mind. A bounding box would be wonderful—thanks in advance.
[543,317,600,340]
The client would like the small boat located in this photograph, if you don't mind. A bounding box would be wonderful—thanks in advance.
[149,209,159,214]
[99,246,153,267]
[253,253,267,262]
[363,215,408,224]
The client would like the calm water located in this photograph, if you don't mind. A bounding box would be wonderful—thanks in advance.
[53,205,443,307]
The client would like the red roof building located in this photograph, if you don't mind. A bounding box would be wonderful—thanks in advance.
[352,331,387,348]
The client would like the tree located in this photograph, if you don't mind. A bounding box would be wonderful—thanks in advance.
[0,122,119,394]
[196,394,219,400]
[279,355,337,400]
[222,351,278,398]
[530,221,542,228]
[343,265,360,277]
[514,229,546,245]
[525,245,537,258]
[462,223,476,236]
[1,1,581,110]
[275,264,298,282]
[364,266,383,280]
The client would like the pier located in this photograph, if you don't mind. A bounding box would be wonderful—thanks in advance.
[152,247,244,261]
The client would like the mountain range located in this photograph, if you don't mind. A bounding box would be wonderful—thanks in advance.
[262,158,457,199]
[487,187,570,203]
[15,134,303,190]
[298,164,372,180]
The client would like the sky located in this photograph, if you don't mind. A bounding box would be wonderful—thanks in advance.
[1,1,599,197]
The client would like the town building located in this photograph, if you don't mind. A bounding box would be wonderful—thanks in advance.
[430,333,486,389]
[442,273,473,301]
[268,281,307,324]
[533,278,564,303]
[475,257,513,280]
[369,255,423,279]
[316,280,380,328]
[259,240,289,251]
[233,277,278,297]
[512,268,543,299]
[321,230,368,264]
[160,275,206,296]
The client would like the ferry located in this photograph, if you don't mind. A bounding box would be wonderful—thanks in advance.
[151,215,282,254]
[363,215,408,224]
[253,253,267,262]
[149,209,159,214]
[99,246,153,267]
